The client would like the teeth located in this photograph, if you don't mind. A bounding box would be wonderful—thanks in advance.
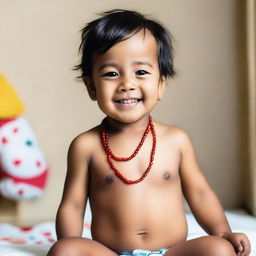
[119,99,138,104]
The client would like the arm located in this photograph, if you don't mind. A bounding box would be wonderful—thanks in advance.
[178,130,231,236]
[56,135,91,239]
[178,130,251,255]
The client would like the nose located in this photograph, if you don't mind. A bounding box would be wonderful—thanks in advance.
[117,76,136,92]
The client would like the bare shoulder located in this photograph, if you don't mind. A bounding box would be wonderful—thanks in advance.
[155,121,191,148]
[68,125,101,158]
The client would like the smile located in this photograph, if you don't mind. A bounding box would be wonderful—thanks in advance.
[114,98,142,104]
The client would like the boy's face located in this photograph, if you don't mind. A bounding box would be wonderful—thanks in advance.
[84,29,166,124]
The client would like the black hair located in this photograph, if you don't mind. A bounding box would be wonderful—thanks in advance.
[74,9,175,79]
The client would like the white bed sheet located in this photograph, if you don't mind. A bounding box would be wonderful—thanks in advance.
[0,212,255,256]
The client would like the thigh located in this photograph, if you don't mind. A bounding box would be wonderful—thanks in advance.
[47,237,118,256]
[165,236,236,256]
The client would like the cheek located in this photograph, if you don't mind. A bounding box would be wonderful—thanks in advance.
[97,85,111,98]
[145,82,162,98]
[95,86,114,108]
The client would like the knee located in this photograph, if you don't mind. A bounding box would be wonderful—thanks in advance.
[47,239,81,256]
[206,236,236,256]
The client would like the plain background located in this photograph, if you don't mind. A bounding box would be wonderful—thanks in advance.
[0,0,248,225]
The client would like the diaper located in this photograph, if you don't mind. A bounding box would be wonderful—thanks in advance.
[118,248,168,256]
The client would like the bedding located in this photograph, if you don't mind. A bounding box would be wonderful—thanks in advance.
[0,212,255,256]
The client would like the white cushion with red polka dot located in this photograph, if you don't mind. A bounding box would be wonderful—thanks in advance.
[0,221,91,246]
[0,117,48,200]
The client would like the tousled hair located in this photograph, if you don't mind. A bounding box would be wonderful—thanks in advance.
[74,9,175,79]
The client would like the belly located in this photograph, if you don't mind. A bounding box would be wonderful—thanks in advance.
[90,200,188,252]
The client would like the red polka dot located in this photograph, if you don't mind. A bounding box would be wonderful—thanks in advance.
[10,238,27,244]
[18,189,24,195]
[43,232,51,236]
[2,137,8,144]
[13,127,19,133]
[1,237,10,241]
[20,227,33,232]
[36,161,42,167]
[84,223,91,229]
[13,159,22,166]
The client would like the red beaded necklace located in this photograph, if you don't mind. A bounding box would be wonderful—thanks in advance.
[100,116,156,184]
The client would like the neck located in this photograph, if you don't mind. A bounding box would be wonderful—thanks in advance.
[105,115,151,133]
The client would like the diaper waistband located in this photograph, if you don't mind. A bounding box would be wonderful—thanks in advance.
[118,248,168,256]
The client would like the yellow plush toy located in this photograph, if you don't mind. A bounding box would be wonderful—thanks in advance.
[0,73,25,118]
[0,73,48,200]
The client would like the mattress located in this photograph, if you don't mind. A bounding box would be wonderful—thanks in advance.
[0,211,255,256]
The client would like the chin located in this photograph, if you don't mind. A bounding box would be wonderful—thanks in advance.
[108,113,150,124]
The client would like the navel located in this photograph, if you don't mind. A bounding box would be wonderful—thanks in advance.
[136,230,148,236]
[105,175,115,184]
[163,171,171,181]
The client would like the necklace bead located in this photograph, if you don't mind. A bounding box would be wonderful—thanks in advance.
[100,116,156,184]
[101,120,151,161]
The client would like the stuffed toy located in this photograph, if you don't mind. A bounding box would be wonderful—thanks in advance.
[0,73,48,200]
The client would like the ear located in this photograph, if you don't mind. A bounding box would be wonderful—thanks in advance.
[83,76,97,101]
[157,76,166,100]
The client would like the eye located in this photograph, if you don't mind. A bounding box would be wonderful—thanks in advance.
[136,70,150,76]
[102,71,118,77]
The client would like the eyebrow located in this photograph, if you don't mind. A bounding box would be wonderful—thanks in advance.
[99,62,118,71]
[132,61,153,68]
[98,61,153,71]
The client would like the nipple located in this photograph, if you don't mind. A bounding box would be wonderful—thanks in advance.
[163,171,171,181]
[105,175,115,184]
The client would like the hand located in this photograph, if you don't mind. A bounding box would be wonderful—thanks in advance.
[222,232,251,256]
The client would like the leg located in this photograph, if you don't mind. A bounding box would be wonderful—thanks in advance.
[47,237,118,256]
[165,236,236,256]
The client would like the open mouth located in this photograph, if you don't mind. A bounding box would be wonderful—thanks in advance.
[114,98,142,104]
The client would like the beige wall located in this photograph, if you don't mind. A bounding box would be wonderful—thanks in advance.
[0,0,247,224]
[246,0,256,215]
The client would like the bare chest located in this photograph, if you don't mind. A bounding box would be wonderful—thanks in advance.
[89,137,181,190]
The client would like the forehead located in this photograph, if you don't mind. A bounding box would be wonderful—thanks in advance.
[92,29,158,69]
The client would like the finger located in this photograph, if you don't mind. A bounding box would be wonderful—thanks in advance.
[241,250,247,256]
[239,251,245,256]
[239,244,246,256]
[238,244,243,252]
[240,246,249,256]
[232,240,243,253]
[240,237,251,256]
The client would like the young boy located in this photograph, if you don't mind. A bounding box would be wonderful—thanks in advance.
[47,9,251,256]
